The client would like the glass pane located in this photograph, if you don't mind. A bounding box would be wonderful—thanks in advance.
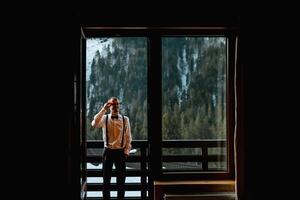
[86,37,148,140]
[162,37,227,171]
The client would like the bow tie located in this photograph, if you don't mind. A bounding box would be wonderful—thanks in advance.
[111,115,118,119]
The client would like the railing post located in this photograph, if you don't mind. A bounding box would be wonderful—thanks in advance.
[141,144,147,199]
[202,146,208,171]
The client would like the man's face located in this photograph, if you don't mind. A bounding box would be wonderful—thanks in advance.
[109,99,120,112]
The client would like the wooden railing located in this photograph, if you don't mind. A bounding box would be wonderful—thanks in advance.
[162,139,227,171]
[85,139,226,200]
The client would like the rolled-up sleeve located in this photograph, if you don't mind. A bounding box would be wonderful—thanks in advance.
[91,108,107,128]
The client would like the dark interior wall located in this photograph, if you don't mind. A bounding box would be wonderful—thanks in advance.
[4,5,80,199]
[239,9,299,200]
[77,4,240,28]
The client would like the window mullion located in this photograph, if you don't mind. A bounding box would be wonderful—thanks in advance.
[148,34,162,179]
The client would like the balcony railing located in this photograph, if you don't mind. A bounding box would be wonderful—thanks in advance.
[85,139,226,200]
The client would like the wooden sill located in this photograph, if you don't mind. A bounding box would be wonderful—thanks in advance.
[154,180,235,200]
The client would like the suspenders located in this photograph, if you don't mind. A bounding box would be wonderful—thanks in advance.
[105,115,109,145]
[121,115,125,147]
[105,114,126,148]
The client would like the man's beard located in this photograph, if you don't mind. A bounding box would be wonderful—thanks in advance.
[111,109,119,116]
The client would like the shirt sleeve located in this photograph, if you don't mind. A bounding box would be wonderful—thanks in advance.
[91,108,107,128]
[123,116,132,155]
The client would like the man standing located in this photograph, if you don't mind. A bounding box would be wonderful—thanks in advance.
[91,97,132,200]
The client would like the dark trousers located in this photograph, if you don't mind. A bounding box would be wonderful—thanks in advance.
[102,148,126,200]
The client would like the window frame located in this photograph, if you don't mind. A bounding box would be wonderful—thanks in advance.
[81,27,239,181]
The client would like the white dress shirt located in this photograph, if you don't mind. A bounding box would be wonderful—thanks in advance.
[92,108,132,155]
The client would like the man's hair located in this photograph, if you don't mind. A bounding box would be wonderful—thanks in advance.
[110,97,119,101]
[110,97,120,105]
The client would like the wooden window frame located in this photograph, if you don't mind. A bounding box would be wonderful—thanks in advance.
[81,27,239,181]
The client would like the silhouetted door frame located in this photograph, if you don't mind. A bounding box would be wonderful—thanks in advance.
[79,28,87,200]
